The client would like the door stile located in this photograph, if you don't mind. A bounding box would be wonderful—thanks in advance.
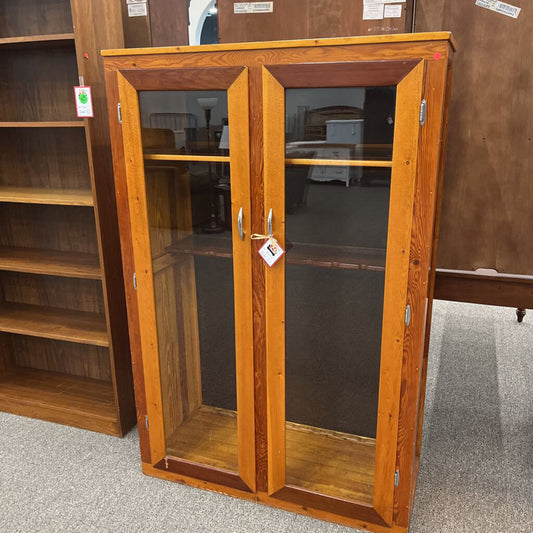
[117,71,168,463]
[373,60,425,524]
[262,66,287,495]
[227,68,256,492]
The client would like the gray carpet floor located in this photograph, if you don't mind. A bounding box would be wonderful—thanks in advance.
[1,300,531,532]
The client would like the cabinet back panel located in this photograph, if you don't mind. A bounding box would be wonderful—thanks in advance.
[9,335,111,381]
[0,47,79,121]
[0,333,13,372]
[0,0,73,38]
[0,272,105,314]
[0,204,98,254]
[0,128,91,190]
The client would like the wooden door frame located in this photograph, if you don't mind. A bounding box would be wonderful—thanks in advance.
[116,66,256,492]
[262,60,425,526]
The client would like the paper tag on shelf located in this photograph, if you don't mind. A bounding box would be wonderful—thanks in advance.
[73,86,93,118]
[363,4,384,20]
[234,2,274,14]
[258,237,285,267]
[128,2,148,17]
[384,5,403,18]
[475,0,521,18]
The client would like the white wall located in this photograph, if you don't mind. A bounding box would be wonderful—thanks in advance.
[188,0,216,45]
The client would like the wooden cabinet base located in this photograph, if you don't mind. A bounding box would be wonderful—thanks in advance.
[141,462,408,533]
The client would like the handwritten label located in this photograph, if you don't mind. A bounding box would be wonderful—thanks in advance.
[74,86,93,118]
[363,4,384,20]
[475,0,521,18]
[384,4,403,17]
[234,2,274,14]
[128,3,147,17]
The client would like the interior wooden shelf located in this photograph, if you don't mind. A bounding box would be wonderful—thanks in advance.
[0,121,85,128]
[286,421,375,505]
[0,187,94,206]
[0,33,75,47]
[0,303,108,347]
[285,158,393,168]
[166,405,238,472]
[0,247,101,279]
[144,154,230,163]
[153,234,385,272]
[0,367,117,434]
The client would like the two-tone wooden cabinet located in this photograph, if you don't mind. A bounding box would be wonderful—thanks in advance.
[103,33,455,531]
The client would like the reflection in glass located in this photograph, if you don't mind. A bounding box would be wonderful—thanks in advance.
[284,164,392,503]
[285,87,396,164]
[144,160,237,472]
[139,90,229,157]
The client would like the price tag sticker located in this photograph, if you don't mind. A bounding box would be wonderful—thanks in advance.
[258,237,285,267]
[73,86,94,118]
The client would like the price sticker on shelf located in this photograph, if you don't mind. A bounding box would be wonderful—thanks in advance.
[258,237,285,267]
[73,86,94,118]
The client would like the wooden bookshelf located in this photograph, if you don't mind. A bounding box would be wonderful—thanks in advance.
[0,0,134,436]
[0,367,117,434]
[0,303,108,347]
[0,33,75,48]
[0,187,93,206]
[0,247,101,279]
[0,121,85,128]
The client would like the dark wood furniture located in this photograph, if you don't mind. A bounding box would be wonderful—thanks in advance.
[218,0,416,42]
[103,33,454,531]
[0,0,135,435]
[415,0,533,319]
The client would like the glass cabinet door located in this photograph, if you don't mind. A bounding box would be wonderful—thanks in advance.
[262,61,425,522]
[118,67,255,492]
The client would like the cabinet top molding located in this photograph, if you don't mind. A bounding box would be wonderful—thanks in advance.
[101,31,456,57]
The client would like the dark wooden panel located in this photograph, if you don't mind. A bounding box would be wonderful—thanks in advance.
[0,128,90,190]
[120,66,244,90]
[218,0,414,43]
[0,0,73,38]
[11,335,111,381]
[415,0,533,276]
[267,60,421,88]
[121,0,152,48]
[435,270,533,308]
[0,46,79,121]
[149,0,189,47]
[0,204,99,255]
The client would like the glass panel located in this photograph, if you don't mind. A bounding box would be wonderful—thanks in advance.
[284,163,392,504]
[144,159,237,472]
[285,87,396,162]
[139,90,229,157]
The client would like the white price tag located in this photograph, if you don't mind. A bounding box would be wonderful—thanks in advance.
[73,86,93,118]
[258,237,285,267]
[384,5,403,18]
[128,3,147,17]
[363,4,385,20]
[234,2,274,14]
[475,0,521,18]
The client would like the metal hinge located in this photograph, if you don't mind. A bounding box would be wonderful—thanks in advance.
[394,470,400,487]
[133,272,137,291]
[117,102,122,124]
[405,304,411,326]
[144,415,149,431]
[419,99,427,125]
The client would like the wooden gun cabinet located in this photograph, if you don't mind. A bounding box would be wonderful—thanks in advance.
[103,33,455,531]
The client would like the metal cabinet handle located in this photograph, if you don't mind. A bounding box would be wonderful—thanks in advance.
[237,207,244,240]
[267,208,273,235]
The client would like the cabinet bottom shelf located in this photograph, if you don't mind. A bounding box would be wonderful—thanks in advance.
[0,367,119,435]
[165,406,375,505]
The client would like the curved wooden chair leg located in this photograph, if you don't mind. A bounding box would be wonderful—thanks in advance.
[516,308,526,323]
